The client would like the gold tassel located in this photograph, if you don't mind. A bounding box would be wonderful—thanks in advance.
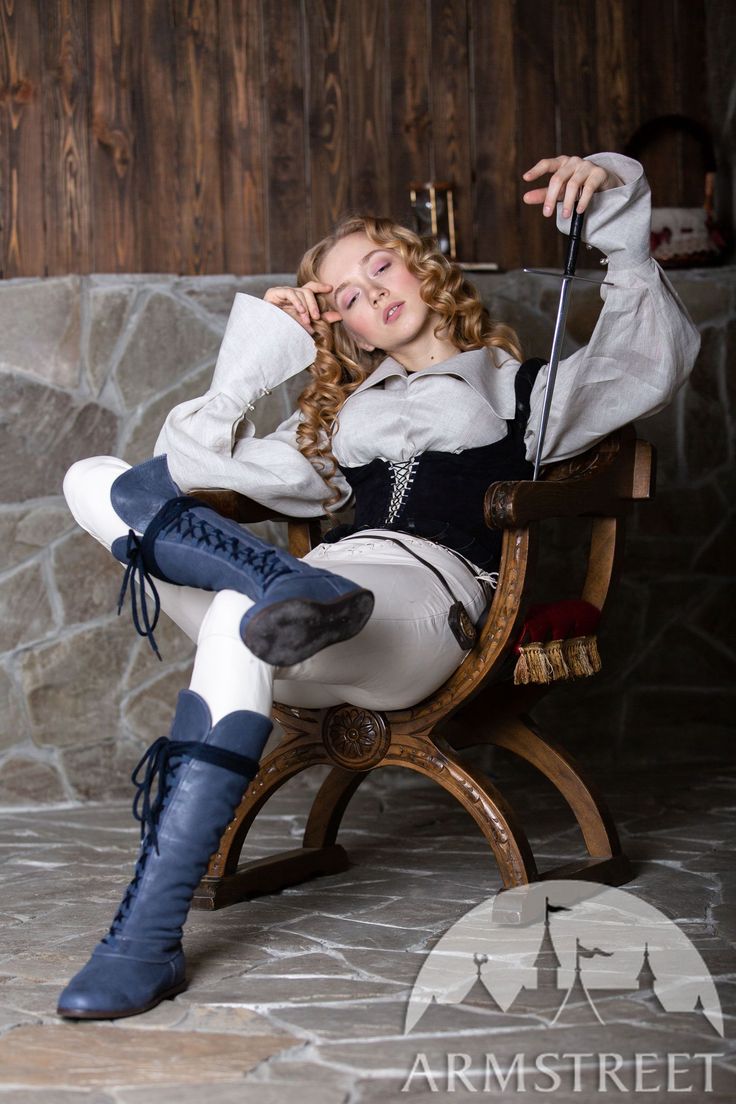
[545,638,570,681]
[514,642,554,685]
[563,635,602,678]
[587,634,602,673]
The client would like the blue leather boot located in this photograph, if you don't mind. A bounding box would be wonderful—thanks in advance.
[109,455,374,666]
[56,689,271,1020]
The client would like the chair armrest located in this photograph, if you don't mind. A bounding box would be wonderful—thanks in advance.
[188,489,324,558]
[485,429,656,529]
[189,488,299,525]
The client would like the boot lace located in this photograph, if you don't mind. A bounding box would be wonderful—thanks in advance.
[117,530,163,660]
[116,496,295,659]
[104,734,261,941]
[162,505,294,587]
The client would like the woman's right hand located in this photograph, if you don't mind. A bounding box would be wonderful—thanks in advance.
[263,280,342,334]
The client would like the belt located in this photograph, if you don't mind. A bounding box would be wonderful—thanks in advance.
[337,532,482,650]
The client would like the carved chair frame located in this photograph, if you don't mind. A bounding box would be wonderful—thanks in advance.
[189,425,654,910]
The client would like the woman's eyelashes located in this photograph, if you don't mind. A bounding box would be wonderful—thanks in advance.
[343,261,391,310]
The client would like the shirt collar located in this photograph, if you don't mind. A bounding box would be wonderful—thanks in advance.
[347,347,518,419]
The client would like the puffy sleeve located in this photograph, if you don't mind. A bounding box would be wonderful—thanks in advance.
[524,151,701,464]
[154,293,351,516]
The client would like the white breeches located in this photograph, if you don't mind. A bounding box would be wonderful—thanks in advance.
[63,456,489,724]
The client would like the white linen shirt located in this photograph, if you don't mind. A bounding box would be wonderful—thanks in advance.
[155,152,700,517]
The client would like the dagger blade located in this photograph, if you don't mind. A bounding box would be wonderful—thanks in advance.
[531,206,587,480]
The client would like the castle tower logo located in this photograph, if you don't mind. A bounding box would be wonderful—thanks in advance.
[404,879,724,1037]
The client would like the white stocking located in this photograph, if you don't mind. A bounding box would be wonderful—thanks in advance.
[189,589,274,725]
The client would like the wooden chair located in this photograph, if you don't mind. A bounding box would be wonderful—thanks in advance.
[190,424,655,911]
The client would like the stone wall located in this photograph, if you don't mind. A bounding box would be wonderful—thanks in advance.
[0,268,734,804]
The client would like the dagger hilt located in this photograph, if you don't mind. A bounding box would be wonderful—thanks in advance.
[564,207,586,277]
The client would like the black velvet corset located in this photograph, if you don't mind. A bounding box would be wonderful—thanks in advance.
[321,357,545,571]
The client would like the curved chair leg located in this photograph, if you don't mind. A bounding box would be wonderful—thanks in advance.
[302,765,370,849]
[193,732,351,910]
[304,734,538,889]
[488,713,632,885]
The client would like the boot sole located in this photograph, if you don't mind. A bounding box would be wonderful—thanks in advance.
[242,589,374,666]
[56,978,188,1020]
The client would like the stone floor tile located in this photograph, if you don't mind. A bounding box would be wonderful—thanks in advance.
[204,975,401,1007]
[323,895,479,931]
[0,979,71,1017]
[244,949,355,977]
[711,903,736,946]
[273,912,436,953]
[0,1023,297,1090]
[106,999,190,1031]
[0,1004,42,1033]
[682,848,736,875]
[184,926,330,964]
[1,761,735,1098]
[313,1017,732,1082]
[112,1081,349,1104]
[0,1093,114,1103]
[172,1003,294,1036]
[352,1077,736,1104]
[337,947,433,987]
[0,946,94,986]
[265,889,400,916]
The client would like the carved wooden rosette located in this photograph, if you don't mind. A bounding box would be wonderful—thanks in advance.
[322,706,390,769]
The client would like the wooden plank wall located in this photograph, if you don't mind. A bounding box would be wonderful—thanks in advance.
[0,0,711,277]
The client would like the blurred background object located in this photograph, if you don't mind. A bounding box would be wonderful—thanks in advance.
[410,181,456,258]
[625,114,731,267]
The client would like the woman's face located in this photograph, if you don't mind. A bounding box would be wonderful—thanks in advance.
[318,231,435,354]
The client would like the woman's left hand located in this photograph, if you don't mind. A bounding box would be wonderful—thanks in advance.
[521,155,622,219]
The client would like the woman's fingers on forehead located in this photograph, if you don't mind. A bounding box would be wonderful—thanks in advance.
[299,288,321,318]
[302,279,333,291]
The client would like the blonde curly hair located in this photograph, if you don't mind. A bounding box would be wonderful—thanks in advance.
[294,215,522,513]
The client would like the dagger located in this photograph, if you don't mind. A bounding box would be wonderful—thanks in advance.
[524,202,614,481]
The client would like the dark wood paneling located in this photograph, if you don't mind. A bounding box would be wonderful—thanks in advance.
[263,0,307,269]
[430,0,473,259]
[218,0,267,272]
[0,0,46,277]
[174,0,224,274]
[89,0,137,271]
[0,0,717,276]
[347,0,390,218]
[135,0,180,273]
[636,0,679,205]
[41,0,92,275]
[470,0,518,269]
[554,0,597,158]
[386,0,432,228]
[676,0,709,206]
[515,0,558,269]
[594,0,639,154]
[306,0,349,243]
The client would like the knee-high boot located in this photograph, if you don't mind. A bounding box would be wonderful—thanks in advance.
[109,455,373,666]
[56,689,272,1020]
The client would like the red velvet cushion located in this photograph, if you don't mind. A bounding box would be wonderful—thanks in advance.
[515,599,601,652]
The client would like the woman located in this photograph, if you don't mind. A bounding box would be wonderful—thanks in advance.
[57,154,699,1020]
